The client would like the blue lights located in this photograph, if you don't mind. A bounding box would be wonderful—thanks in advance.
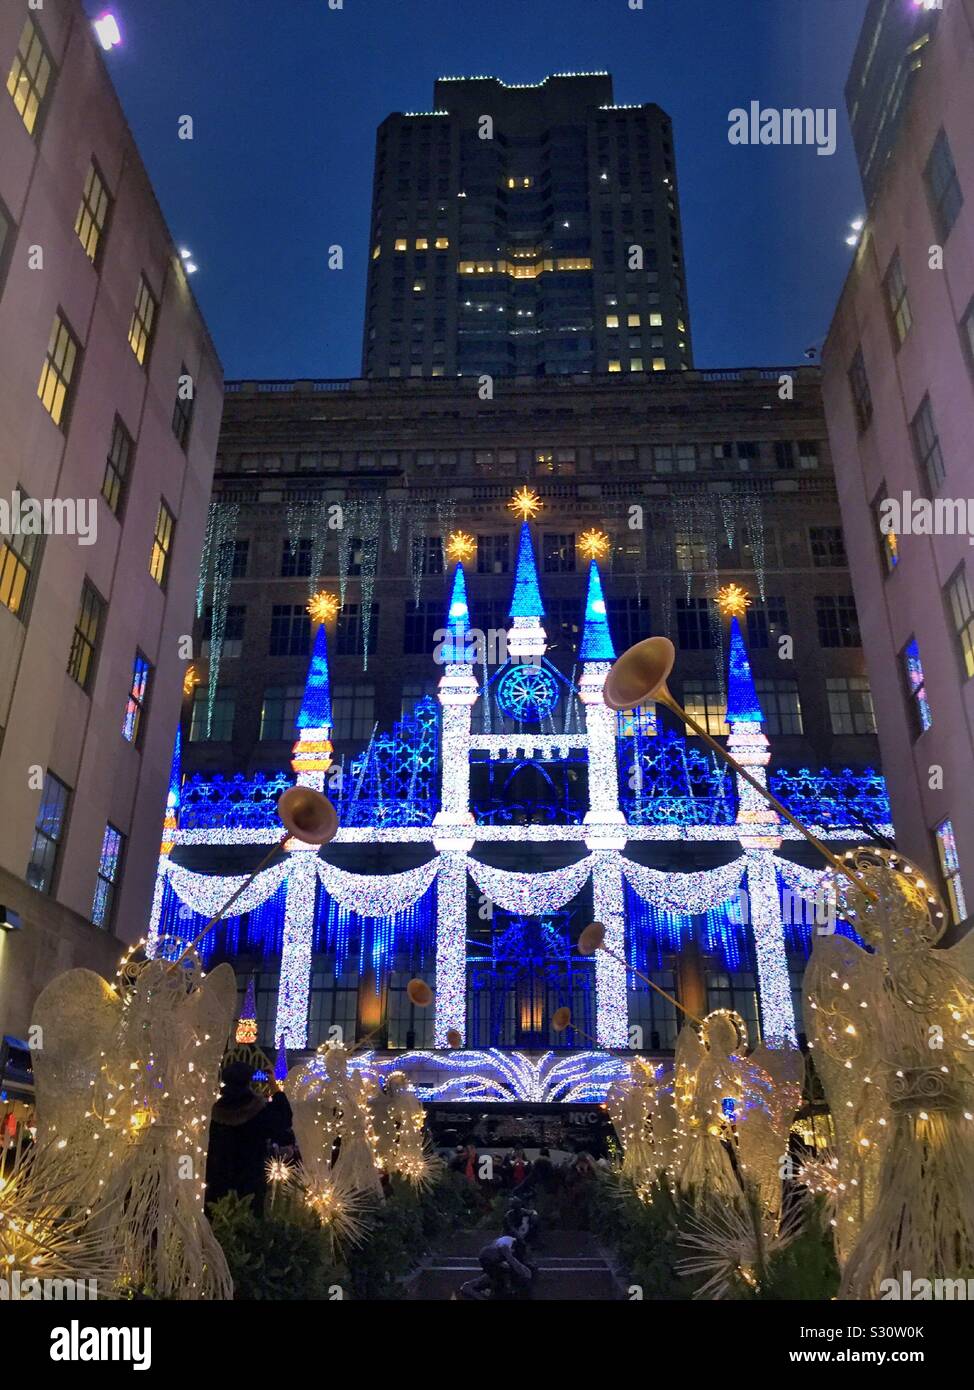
[340,696,440,827]
[725,616,763,724]
[579,560,616,662]
[509,522,544,618]
[297,622,332,730]
[768,767,892,829]
[443,563,473,663]
[496,663,560,722]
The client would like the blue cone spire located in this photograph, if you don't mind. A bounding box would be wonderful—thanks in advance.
[444,562,473,663]
[166,727,182,814]
[579,560,616,662]
[725,615,763,724]
[508,522,544,619]
[297,621,333,730]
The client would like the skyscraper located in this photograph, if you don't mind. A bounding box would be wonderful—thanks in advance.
[362,73,692,379]
[845,0,940,208]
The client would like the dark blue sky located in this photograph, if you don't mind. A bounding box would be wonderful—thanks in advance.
[86,0,869,379]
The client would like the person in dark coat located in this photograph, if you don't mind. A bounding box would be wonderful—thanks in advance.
[205,1062,293,1217]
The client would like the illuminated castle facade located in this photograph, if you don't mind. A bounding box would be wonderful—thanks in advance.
[151,401,892,1092]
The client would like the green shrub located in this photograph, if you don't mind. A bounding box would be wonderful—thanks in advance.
[209,1192,346,1301]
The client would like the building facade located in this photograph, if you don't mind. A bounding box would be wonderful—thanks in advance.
[822,0,974,930]
[362,73,692,380]
[0,1,223,1037]
[845,0,940,210]
[162,368,889,1074]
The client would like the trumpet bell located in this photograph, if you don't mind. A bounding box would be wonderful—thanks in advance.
[446,1028,462,1048]
[407,978,434,1008]
[277,787,339,845]
[578,921,606,956]
[603,636,676,711]
[551,1007,572,1033]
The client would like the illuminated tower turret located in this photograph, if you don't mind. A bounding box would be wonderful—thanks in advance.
[290,622,334,792]
[506,521,547,660]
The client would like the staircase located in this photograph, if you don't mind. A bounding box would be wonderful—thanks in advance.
[408,1228,622,1301]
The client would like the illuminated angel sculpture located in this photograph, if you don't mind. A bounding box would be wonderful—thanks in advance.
[30,939,237,1299]
[672,1010,747,1201]
[804,848,974,1297]
[371,1070,432,1187]
[286,1043,384,1198]
[607,1058,656,1186]
[735,1042,804,1225]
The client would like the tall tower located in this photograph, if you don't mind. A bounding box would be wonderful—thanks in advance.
[362,73,692,379]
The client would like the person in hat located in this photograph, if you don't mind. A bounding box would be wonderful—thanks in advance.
[205,1061,293,1217]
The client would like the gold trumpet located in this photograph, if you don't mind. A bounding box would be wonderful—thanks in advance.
[603,635,874,899]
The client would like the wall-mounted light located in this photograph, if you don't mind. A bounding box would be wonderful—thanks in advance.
[180,248,199,274]
[93,13,122,51]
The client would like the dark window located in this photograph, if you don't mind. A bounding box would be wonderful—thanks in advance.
[753,678,803,736]
[102,416,133,515]
[75,161,112,265]
[543,533,575,574]
[925,129,963,241]
[171,366,194,448]
[606,596,651,650]
[202,604,245,659]
[826,676,876,735]
[260,684,304,740]
[883,252,912,346]
[230,538,249,578]
[411,535,443,576]
[336,602,379,656]
[189,686,235,741]
[122,650,151,744]
[269,604,309,657]
[26,772,70,893]
[815,595,860,648]
[404,600,441,655]
[477,534,510,575]
[848,347,872,432]
[746,597,788,649]
[91,823,125,929]
[0,194,16,298]
[332,683,375,742]
[68,580,104,690]
[676,596,714,650]
[910,395,946,493]
[809,526,847,567]
[281,536,313,577]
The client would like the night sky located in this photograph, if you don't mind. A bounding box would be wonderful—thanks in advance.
[84,0,869,380]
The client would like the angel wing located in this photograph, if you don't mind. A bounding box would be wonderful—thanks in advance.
[30,968,121,1152]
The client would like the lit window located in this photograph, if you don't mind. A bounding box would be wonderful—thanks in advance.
[435,237,449,249]
[934,819,967,924]
[372,244,381,259]
[37,313,80,428]
[68,580,104,691]
[901,636,933,736]
[149,500,175,587]
[605,314,619,328]
[102,416,132,516]
[872,489,898,574]
[394,239,407,251]
[412,279,425,293]
[122,650,151,744]
[415,237,428,250]
[0,491,39,620]
[6,18,54,137]
[627,314,640,328]
[630,357,644,372]
[608,360,622,373]
[683,678,726,734]
[25,772,70,894]
[649,312,663,327]
[91,824,125,929]
[652,357,666,371]
[826,676,875,735]
[883,252,912,346]
[128,275,158,366]
[75,162,112,264]
[945,565,974,680]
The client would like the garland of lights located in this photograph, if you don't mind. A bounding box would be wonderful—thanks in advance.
[203,499,239,739]
[387,497,406,552]
[350,1048,629,1103]
[466,854,595,914]
[308,498,332,596]
[620,855,747,915]
[355,497,382,670]
[740,492,766,601]
[315,856,438,915]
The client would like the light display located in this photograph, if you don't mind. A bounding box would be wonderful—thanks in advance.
[578,529,610,561]
[446,531,476,564]
[434,852,468,1046]
[508,521,544,618]
[496,663,559,721]
[236,977,258,1043]
[507,486,542,521]
[200,499,239,739]
[591,852,628,1047]
[466,854,594,914]
[579,561,616,662]
[745,849,798,1045]
[296,622,333,732]
[716,583,750,619]
[725,617,763,724]
[350,1047,628,1102]
[306,590,339,624]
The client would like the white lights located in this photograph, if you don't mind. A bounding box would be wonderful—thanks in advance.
[845,217,865,247]
[180,248,199,274]
[93,13,122,51]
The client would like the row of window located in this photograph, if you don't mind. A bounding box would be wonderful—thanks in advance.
[898,567,974,737]
[202,591,861,663]
[188,670,876,746]
[25,770,125,927]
